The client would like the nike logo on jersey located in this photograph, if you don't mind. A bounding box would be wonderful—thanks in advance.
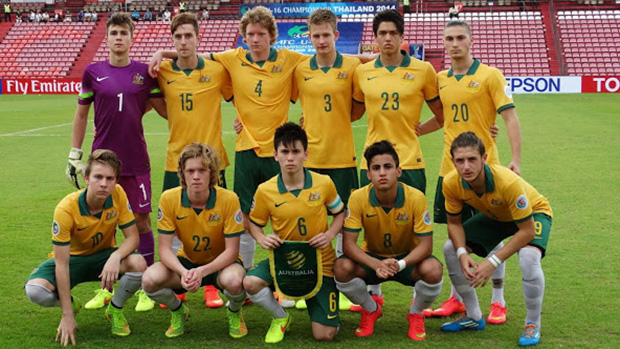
[367,76,378,80]
[96,76,109,82]
[176,215,189,220]
[365,213,378,218]
[275,202,287,208]
[241,62,249,66]
[167,80,176,84]
[327,314,337,319]
[304,77,313,81]
[139,203,150,208]
[440,85,448,90]
[77,226,89,231]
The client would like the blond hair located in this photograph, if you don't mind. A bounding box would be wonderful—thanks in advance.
[239,6,278,45]
[177,142,220,188]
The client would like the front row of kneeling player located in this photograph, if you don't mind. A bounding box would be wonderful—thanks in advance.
[25,124,551,347]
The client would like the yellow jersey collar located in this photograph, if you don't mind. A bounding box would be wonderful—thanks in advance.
[369,183,405,208]
[309,52,344,70]
[448,58,480,77]
[78,189,114,216]
[181,187,217,209]
[171,56,205,75]
[374,50,411,69]
[277,168,312,194]
[461,164,495,193]
[245,47,278,64]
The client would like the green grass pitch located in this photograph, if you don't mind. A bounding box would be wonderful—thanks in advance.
[1,93,619,347]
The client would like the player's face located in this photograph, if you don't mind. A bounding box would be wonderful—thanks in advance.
[183,157,211,194]
[367,154,402,191]
[173,24,199,59]
[245,23,273,56]
[375,21,403,56]
[106,24,133,55]
[274,141,308,175]
[309,22,339,55]
[85,163,117,201]
[444,26,473,60]
[451,147,487,184]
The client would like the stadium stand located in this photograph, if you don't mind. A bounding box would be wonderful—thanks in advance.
[0,21,95,78]
[557,9,620,75]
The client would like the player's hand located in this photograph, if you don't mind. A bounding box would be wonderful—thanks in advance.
[299,116,305,129]
[258,234,282,250]
[99,253,121,290]
[181,269,201,292]
[66,147,86,189]
[459,254,477,281]
[308,232,331,249]
[470,259,495,288]
[414,123,422,137]
[375,258,397,279]
[508,161,521,176]
[232,117,243,134]
[55,315,77,346]
[148,50,164,78]
[490,124,499,139]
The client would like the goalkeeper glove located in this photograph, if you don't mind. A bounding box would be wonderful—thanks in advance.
[66,147,86,189]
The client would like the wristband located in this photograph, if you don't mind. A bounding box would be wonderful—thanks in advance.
[397,259,407,272]
[456,247,467,258]
[488,254,502,268]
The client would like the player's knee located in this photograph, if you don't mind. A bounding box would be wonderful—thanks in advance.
[25,283,58,307]
[313,327,337,342]
[141,268,160,292]
[124,254,147,272]
[242,275,263,295]
[418,258,443,284]
[518,247,542,281]
[333,259,355,282]
[219,272,244,295]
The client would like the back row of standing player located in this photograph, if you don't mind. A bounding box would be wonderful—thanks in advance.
[58,6,549,347]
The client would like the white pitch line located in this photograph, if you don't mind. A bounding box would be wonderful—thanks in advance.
[0,121,76,137]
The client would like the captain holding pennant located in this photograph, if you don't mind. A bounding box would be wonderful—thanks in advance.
[243,122,346,343]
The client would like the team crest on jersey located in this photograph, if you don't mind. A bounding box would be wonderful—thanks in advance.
[207,213,222,226]
[234,209,243,224]
[504,84,513,98]
[52,221,60,236]
[157,207,163,221]
[105,210,118,222]
[199,75,212,84]
[491,198,504,206]
[395,212,410,225]
[132,73,145,85]
[515,195,529,210]
[270,65,283,75]
[467,80,481,93]
[401,72,415,84]
[336,71,349,84]
[307,192,322,206]
[423,210,431,225]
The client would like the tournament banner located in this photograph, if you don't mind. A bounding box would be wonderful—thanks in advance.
[1,78,82,95]
[269,241,323,300]
[359,42,424,61]
[236,22,363,55]
[505,76,581,94]
[240,2,398,18]
[581,76,620,93]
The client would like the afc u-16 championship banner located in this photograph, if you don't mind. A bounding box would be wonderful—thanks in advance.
[269,241,323,300]
[236,22,363,55]
[240,2,398,18]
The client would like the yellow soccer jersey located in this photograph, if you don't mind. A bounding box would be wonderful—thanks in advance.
[249,169,344,277]
[212,47,307,157]
[438,59,515,176]
[443,164,553,223]
[157,186,244,265]
[344,183,433,257]
[292,53,360,168]
[353,52,439,170]
[157,57,233,172]
[51,185,135,256]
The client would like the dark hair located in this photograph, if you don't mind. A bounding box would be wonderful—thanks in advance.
[364,140,399,167]
[372,9,404,36]
[85,149,122,179]
[274,122,308,151]
[106,12,134,37]
[171,12,199,36]
[450,132,486,157]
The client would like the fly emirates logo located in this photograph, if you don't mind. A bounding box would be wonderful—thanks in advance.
[2,79,82,95]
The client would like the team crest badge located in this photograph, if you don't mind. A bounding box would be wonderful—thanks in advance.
[467,80,481,93]
[207,213,222,226]
[491,198,504,206]
[52,221,60,236]
[199,75,211,84]
[401,72,415,84]
[105,210,118,222]
[270,65,283,75]
[423,210,431,225]
[234,209,243,224]
[336,71,349,84]
[132,73,145,85]
[515,195,529,210]
[307,192,322,206]
[395,212,410,225]
[157,207,163,221]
